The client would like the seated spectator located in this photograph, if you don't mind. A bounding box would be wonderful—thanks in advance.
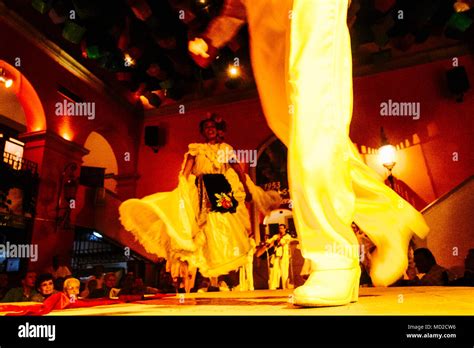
[118,275,158,296]
[450,249,474,286]
[89,272,119,298]
[54,277,66,292]
[0,272,9,300]
[135,277,159,294]
[0,271,38,302]
[81,279,98,299]
[63,277,81,301]
[351,222,375,286]
[408,248,450,286]
[80,265,104,298]
[31,273,58,302]
[45,255,72,279]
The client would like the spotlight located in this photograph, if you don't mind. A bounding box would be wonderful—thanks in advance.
[124,53,136,67]
[225,65,243,89]
[92,231,103,239]
[227,65,240,78]
[142,92,162,108]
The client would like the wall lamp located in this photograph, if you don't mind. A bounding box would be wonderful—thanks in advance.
[0,68,13,88]
[378,127,397,189]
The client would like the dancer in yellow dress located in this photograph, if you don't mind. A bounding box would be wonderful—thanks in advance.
[189,0,429,306]
[119,117,280,291]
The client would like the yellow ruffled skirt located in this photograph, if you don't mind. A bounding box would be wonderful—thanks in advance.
[119,170,280,278]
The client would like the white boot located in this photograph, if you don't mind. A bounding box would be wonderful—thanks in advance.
[292,255,360,307]
[363,209,429,287]
[369,223,428,287]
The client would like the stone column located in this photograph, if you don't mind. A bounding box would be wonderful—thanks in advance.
[19,130,89,272]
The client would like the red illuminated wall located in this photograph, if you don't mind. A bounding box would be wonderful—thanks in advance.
[138,99,273,197]
[351,55,474,199]
[139,55,474,204]
[0,20,141,183]
[0,17,143,270]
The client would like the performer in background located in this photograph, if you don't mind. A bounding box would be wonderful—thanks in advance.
[119,116,280,292]
[268,224,292,290]
[189,0,429,306]
[238,234,256,291]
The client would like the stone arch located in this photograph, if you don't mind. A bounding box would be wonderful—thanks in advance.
[250,135,289,243]
[82,131,119,193]
[0,60,46,132]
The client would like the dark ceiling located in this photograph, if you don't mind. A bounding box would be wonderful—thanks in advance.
[4,0,474,111]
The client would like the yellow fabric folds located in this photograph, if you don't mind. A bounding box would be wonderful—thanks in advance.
[119,143,281,278]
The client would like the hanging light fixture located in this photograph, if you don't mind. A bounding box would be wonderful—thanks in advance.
[378,127,396,189]
[227,65,240,78]
[0,68,13,88]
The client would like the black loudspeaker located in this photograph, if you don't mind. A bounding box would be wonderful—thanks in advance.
[80,166,105,187]
[446,66,470,101]
[144,126,166,152]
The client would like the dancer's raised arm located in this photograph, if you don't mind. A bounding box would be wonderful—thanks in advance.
[182,154,195,179]
[188,0,246,68]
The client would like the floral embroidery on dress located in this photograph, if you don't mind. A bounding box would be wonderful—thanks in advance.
[215,192,234,210]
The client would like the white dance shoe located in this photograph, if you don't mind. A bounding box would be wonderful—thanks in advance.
[369,215,429,287]
[369,227,411,287]
[292,257,361,307]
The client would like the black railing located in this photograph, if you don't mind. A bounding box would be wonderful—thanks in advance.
[71,228,148,271]
[0,152,39,218]
[3,151,38,174]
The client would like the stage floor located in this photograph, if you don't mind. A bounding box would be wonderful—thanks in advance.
[39,286,473,316]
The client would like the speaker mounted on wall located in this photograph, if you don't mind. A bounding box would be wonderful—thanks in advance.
[446,66,470,103]
[144,125,166,153]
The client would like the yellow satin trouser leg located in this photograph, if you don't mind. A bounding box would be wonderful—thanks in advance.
[285,0,429,293]
[245,0,429,300]
[288,0,358,268]
[348,142,429,286]
[285,0,360,305]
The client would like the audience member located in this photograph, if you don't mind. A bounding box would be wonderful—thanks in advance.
[32,273,57,302]
[351,222,375,286]
[407,248,450,286]
[450,249,474,286]
[89,272,119,298]
[0,272,9,300]
[54,277,66,292]
[80,265,105,298]
[45,255,72,279]
[118,274,158,296]
[0,271,38,302]
[63,277,81,302]
[158,271,176,293]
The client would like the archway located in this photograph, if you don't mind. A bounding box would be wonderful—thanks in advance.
[82,131,119,193]
[249,136,290,244]
[0,60,46,132]
[0,86,26,132]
